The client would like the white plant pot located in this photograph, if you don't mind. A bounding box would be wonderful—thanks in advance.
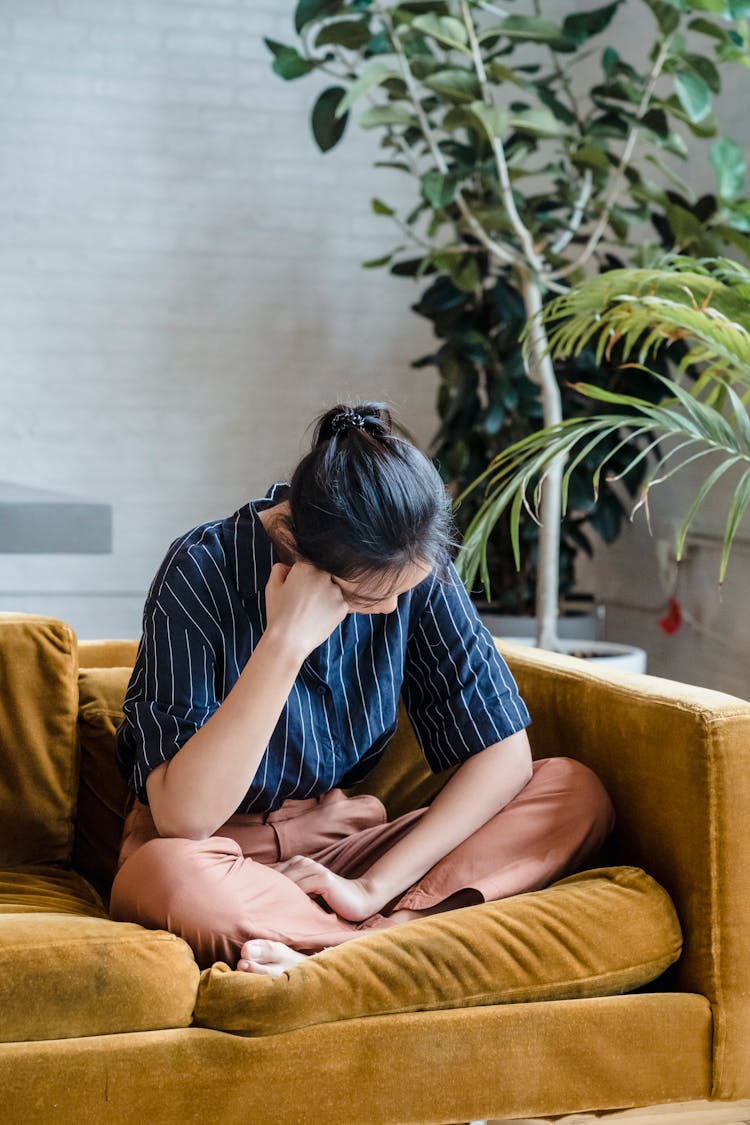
[478,608,603,642]
[494,635,648,674]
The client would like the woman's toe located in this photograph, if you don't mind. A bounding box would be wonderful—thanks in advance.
[237,938,308,974]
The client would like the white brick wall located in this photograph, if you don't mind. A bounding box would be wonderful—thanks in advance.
[0,0,436,638]
[1,0,748,696]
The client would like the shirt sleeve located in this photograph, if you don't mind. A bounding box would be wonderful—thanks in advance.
[115,549,222,805]
[401,559,532,774]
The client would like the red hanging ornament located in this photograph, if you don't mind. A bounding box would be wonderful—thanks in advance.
[658,596,682,635]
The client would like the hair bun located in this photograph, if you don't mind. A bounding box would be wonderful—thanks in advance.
[313,402,393,446]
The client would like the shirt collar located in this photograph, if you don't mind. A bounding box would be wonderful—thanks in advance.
[222,480,290,605]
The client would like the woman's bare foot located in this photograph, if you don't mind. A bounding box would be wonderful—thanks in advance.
[237,938,308,975]
[235,890,482,976]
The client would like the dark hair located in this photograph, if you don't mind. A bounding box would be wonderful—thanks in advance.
[277,400,459,586]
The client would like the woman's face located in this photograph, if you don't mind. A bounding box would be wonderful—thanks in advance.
[330,559,433,615]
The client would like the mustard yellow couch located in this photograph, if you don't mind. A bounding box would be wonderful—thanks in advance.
[0,610,748,1124]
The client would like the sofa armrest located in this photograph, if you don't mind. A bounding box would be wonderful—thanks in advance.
[496,638,750,1100]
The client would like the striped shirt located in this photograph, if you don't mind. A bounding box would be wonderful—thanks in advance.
[115,480,532,815]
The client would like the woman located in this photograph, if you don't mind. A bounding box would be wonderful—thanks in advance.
[110,401,615,977]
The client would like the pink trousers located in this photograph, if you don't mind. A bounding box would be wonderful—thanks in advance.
[109,756,616,969]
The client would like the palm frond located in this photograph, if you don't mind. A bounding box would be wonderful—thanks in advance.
[452,376,750,595]
[528,261,750,389]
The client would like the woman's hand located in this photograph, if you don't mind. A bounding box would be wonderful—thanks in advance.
[265,561,349,659]
[272,854,384,923]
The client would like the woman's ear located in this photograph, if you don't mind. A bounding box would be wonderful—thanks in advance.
[274,520,303,566]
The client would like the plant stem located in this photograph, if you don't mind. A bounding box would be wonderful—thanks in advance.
[518,267,565,650]
[550,169,593,255]
[460,0,546,275]
[375,1,519,267]
[547,33,674,282]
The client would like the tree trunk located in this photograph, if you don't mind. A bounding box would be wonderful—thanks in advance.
[517,269,565,651]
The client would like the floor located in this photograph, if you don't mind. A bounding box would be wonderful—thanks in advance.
[485,1099,750,1124]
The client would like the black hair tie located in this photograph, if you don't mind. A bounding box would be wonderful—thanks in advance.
[331,410,367,434]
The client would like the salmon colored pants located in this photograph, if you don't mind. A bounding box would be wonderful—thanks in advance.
[109,756,616,969]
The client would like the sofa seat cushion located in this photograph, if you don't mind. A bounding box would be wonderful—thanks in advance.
[194,865,682,1037]
[0,866,199,1042]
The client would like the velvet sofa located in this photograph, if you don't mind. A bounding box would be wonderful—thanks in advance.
[0,610,748,1125]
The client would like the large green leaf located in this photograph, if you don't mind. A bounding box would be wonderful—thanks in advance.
[358,104,417,128]
[411,14,470,53]
[294,0,343,33]
[571,144,611,172]
[311,86,348,151]
[644,0,681,34]
[688,16,729,40]
[710,137,747,200]
[674,71,712,123]
[371,196,395,215]
[314,18,373,50]
[508,107,567,138]
[483,15,571,47]
[562,1,623,46]
[465,100,509,142]
[265,39,319,80]
[422,68,480,102]
[335,62,398,117]
[681,52,721,93]
[421,169,460,206]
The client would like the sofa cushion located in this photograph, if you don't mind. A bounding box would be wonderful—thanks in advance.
[73,666,134,906]
[194,865,682,1036]
[0,867,199,1042]
[0,614,79,865]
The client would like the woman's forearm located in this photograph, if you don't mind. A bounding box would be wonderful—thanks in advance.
[360,730,534,907]
[146,626,306,840]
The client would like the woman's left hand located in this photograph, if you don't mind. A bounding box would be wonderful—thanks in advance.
[273,855,383,922]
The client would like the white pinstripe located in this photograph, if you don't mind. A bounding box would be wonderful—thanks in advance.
[118,483,530,814]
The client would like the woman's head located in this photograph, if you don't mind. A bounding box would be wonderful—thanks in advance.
[273,400,459,609]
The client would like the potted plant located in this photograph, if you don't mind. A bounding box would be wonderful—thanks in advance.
[456,254,750,651]
[266,0,750,661]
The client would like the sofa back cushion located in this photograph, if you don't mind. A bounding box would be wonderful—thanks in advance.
[0,613,79,865]
[73,667,135,907]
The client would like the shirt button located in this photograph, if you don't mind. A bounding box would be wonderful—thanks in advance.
[316,685,327,695]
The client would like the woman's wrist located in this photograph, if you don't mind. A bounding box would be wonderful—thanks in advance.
[256,623,308,671]
[357,870,399,912]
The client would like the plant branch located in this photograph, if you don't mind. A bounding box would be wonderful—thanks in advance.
[549,169,593,255]
[374,0,519,268]
[546,33,674,282]
[460,0,547,275]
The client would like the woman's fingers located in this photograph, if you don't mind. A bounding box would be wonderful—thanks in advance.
[264,560,350,657]
[276,855,328,893]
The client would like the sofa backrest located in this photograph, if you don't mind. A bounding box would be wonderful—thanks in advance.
[0,613,80,866]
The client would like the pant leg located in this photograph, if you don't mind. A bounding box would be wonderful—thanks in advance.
[310,757,616,914]
[109,758,615,963]
[108,788,391,968]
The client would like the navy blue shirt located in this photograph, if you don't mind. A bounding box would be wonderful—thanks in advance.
[116,481,532,814]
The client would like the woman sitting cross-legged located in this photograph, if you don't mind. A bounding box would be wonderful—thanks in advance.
[110,399,616,976]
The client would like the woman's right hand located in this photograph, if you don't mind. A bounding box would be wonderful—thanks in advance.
[264,560,350,659]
